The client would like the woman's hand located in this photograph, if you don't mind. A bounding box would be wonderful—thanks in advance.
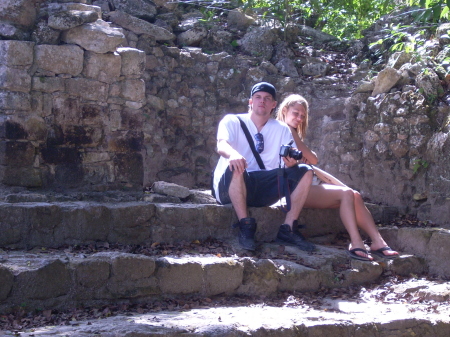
[282,155,298,168]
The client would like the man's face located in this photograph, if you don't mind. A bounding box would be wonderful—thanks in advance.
[249,91,277,117]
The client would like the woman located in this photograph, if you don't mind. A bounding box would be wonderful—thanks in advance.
[276,94,399,261]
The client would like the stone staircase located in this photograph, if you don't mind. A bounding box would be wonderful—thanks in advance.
[0,190,450,336]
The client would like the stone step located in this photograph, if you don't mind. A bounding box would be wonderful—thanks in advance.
[0,242,426,315]
[0,198,396,249]
[1,194,449,335]
[2,273,450,336]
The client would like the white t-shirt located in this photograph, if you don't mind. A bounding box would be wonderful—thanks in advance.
[213,113,293,203]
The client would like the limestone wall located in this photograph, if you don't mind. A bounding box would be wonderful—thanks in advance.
[1,0,450,225]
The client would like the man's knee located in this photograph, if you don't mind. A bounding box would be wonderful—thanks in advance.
[293,165,313,182]
[230,169,246,185]
[298,169,313,185]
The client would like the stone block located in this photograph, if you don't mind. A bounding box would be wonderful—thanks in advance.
[395,227,434,257]
[41,146,80,165]
[31,20,61,45]
[156,257,203,294]
[203,258,244,296]
[82,51,121,83]
[47,3,102,16]
[117,47,145,76]
[3,119,28,140]
[0,40,34,67]
[0,22,29,40]
[0,90,31,110]
[73,257,110,289]
[113,152,143,186]
[109,0,157,20]
[109,10,174,41]
[236,258,280,296]
[0,141,35,166]
[277,260,328,292]
[52,202,110,246]
[62,20,125,54]
[427,230,450,278]
[372,66,402,96]
[0,203,29,246]
[108,202,155,245]
[82,151,110,163]
[111,253,156,283]
[66,78,109,101]
[48,10,99,30]
[0,266,14,301]
[107,252,157,296]
[12,259,70,300]
[227,8,255,31]
[120,79,145,101]
[34,44,84,76]
[179,27,209,47]
[3,167,42,187]
[153,203,229,243]
[340,260,383,287]
[0,115,5,138]
[82,162,114,185]
[32,76,65,93]
[24,116,47,142]
[0,0,38,29]
[151,181,190,198]
[52,94,81,125]
[389,255,427,277]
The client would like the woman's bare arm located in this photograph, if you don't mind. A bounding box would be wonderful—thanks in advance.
[290,127,318,165]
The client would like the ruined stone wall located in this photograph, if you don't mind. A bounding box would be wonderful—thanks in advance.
[0,0,350,192]
[1,0,449,225]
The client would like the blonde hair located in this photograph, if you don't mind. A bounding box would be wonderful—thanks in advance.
[276,94,309,140]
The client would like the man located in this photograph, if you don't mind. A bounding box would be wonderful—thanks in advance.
[212,82,315,251]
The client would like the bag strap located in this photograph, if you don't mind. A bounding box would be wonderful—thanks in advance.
[236,116,266,170]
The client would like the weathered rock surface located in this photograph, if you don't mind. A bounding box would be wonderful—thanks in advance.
[0,242,426,314]
[1,271,449,336]
[47,10,98,30]
[1,0,450,235]
[61,20,125,53]
[109,10,175,41]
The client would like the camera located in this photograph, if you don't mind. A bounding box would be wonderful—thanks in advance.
[279,140,303,160]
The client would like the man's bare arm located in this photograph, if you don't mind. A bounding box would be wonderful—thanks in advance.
[217,139,247,174]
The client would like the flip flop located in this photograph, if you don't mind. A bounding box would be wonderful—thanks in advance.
[347,248,372,261]
[370,246,399,260]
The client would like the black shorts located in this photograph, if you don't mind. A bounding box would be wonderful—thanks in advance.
[217,164,312,207]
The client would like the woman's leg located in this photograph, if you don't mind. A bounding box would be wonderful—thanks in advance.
[353,191,398,257]
[305,185,371,259]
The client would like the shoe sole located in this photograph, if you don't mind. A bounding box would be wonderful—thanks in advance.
[275,238,315,252]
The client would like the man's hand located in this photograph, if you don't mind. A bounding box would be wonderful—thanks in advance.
[217,139,248,174]
[229,152,247,174]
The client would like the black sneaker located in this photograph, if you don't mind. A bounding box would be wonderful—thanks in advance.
[233,217,257,251]
[276,223,315,252]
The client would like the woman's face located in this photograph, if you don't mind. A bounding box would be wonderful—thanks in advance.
[285,103,306,129]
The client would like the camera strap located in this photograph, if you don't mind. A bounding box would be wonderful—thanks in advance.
[277,160,291,213]
[236,116,266,170]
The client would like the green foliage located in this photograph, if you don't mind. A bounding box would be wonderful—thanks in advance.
[198,7,218,22]
[408,0,450,22]
[178,0,450,40]
[238,0,400,39]
[413,158,429,174]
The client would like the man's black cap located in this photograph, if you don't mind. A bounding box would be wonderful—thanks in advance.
[250,82,276,100]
